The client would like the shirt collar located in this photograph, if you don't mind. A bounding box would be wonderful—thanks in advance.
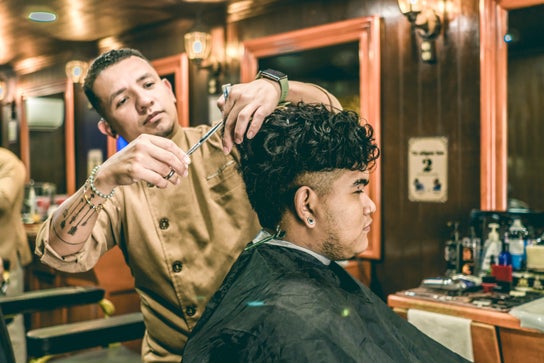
[251,229,331,265]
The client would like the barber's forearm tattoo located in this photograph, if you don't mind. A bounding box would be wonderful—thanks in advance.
[58,186,100,237]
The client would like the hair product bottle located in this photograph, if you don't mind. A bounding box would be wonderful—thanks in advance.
[498,231,512,266]
[480,223,501,275]
[507,218,528,271]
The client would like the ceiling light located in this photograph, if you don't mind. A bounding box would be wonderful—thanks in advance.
[27,11,57,23]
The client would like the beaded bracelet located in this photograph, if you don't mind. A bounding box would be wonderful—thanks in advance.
[89,165,115,199]
[83,184,104,212]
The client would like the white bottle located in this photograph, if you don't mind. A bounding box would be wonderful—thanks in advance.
[22,180,37,224]
[480,223,501,275]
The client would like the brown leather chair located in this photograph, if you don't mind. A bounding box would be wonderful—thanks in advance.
[0,286,145,363]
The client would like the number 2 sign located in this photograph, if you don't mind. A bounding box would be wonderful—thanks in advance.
[408,137,448,202]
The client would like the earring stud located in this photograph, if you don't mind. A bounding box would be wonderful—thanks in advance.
[307,217,315,225]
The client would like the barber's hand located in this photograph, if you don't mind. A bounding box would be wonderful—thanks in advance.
[218,79,281,154]
[92,134,191,193]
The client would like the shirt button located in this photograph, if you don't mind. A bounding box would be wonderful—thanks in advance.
[185,305,197,316]
[172,261,183,273]
[159,218,169,230]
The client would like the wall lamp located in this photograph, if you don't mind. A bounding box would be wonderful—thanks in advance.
[184,26,224,94]
[398,0,442,63]
[184,30,213,68]
[65,60,89,84]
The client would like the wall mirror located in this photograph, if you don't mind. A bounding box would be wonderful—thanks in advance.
[107,53,190,156]
[20,80,75,195]
[480,0,543,212]
[241,16,382,259]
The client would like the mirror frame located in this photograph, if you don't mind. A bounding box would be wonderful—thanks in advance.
[107,53,190,156]
[240,16,382,259]
[480,0,543,211]
[19,80,76,194]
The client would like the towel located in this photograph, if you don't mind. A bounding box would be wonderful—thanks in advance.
[509,296,544,332]
[408,308,474,362]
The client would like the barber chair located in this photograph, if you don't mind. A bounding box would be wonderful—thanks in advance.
[0,286,145,363]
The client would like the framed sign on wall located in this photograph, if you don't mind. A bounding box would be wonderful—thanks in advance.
[408,137,448,203]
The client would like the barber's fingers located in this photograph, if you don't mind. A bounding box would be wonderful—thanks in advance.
[222,102,256,151]
[220,82,277,154]
[101,134,191,188]
[134,134,191,187]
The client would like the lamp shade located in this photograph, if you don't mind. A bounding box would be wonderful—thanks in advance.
[184,31,212,63]
[65,60,88,84]
[398,0,424,15]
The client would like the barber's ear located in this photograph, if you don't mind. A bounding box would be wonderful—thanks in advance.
[162,78,176,103]
[293,186,317,226]
[98,118,117,138]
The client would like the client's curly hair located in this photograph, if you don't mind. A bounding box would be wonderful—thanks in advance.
[238,102,380,230]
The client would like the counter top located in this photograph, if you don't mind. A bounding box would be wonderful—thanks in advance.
[388,288,543,331]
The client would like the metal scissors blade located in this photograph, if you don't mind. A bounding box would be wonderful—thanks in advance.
[185,83,231,156]
[186,119,224,156]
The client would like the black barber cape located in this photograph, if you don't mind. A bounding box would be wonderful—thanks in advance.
[182,243,469,363]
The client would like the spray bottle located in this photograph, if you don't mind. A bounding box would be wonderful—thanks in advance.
[480,223,501,275]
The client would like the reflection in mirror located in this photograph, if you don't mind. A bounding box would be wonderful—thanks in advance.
[241,16,381,259]
[259,42,361,112]
[20,80,75,195]
[26,93,67,193]
[506,4,544,211]
[480,0,544,212]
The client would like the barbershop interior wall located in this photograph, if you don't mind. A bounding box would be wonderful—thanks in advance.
[11,0,481,300]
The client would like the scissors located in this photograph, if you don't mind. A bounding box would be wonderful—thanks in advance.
[160,84,231,182]
[185,83,231,156]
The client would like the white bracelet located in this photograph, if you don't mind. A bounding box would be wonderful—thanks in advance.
[89,165,115,199]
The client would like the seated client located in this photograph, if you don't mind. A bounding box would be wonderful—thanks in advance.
[182,102,468,362]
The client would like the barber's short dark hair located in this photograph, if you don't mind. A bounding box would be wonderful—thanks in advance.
[83,48,149,116]
[238,102,380,229]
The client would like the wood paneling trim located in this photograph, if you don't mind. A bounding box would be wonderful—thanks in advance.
[500,0,543,8]
[480,0,508,211]
[65,81,75,195]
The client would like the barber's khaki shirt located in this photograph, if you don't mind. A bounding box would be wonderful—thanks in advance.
[35,125,261,362]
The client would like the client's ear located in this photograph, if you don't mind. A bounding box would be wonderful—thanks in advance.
[293,186,317,227]
[98,118,117,138]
